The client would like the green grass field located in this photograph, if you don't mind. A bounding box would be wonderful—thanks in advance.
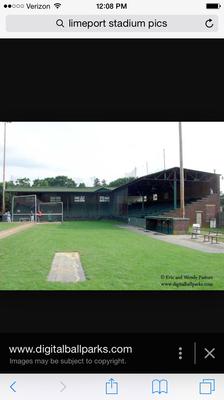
[0,220,224,290]
[0,222,19,231]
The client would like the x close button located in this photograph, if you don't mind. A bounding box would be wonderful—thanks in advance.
[204,348,216,359]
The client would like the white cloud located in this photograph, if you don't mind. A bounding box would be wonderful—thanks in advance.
[0,122,224,189]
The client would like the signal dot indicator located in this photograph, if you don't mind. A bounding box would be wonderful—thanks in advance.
[4,3,24,7]
[178,346,183,360]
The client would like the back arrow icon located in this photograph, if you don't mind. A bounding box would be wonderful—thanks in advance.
[10,381,16,392]
[60,381,66,392]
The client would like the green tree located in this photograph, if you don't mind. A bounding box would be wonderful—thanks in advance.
[101,179,107,186]
[33,178,49,187]
[108,177,136,187]
[6,180,15,188]
[15,177,31,187]
[93,178,101,187]
[50,176,77,187]
[32,176,77,187]
[78,182,86,188]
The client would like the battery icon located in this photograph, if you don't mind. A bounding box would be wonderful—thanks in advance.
[206,3,221,8]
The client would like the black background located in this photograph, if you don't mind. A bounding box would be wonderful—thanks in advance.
[1,333,223,373]
[1,39,223,121]
[0,39,224,334]
[1,292,224,333]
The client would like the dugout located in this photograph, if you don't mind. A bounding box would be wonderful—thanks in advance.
[145,216,190,235]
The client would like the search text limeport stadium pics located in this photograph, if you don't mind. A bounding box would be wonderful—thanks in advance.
[1,121,224,291]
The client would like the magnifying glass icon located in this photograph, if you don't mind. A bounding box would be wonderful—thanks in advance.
[56,19,65,28]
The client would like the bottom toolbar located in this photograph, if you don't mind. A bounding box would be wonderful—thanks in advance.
[1,374,224,399]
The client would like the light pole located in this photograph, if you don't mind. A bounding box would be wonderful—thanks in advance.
[2,122,7,215]
[179,122,185,218]
[163,148,166,179]
[163,148,166,170]
[2,122,11,215]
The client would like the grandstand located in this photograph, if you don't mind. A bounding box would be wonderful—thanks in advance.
[5,167,220,232]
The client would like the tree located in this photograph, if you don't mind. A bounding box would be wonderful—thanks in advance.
[15,177,31,187]
[33,178,49,187]
[93,178,101,187]
[32,176,77,188]
[6,180,16,188]
[78,182,86,188]
[108,177,136,187]
[101,179,107,186]
[50,176,77,187]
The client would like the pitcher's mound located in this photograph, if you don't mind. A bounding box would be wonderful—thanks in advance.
[48,252,85,283]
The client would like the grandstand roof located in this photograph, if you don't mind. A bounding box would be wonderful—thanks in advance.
[112,166,220,192]
[5,186,117,193]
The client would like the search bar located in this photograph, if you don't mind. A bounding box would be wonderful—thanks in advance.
[6,15,218,32]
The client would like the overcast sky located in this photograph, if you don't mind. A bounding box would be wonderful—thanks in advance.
[0,122,224,190]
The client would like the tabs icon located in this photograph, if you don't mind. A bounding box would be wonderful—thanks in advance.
[199,379,215,395]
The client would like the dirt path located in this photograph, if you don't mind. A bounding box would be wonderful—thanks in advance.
[0,223,35,240]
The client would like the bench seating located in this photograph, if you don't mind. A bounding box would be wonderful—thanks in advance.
[203,231,222,244]
[191,231,201,239]
[191,226,201,239]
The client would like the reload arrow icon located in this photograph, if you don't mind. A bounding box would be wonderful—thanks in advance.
[60,381,66,392]
[10,381,16,392]
[205,18,214,28]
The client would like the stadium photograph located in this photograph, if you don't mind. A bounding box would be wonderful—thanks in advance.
[0,121,224,291]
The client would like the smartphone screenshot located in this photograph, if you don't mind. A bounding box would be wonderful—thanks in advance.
[1,0,224,397]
